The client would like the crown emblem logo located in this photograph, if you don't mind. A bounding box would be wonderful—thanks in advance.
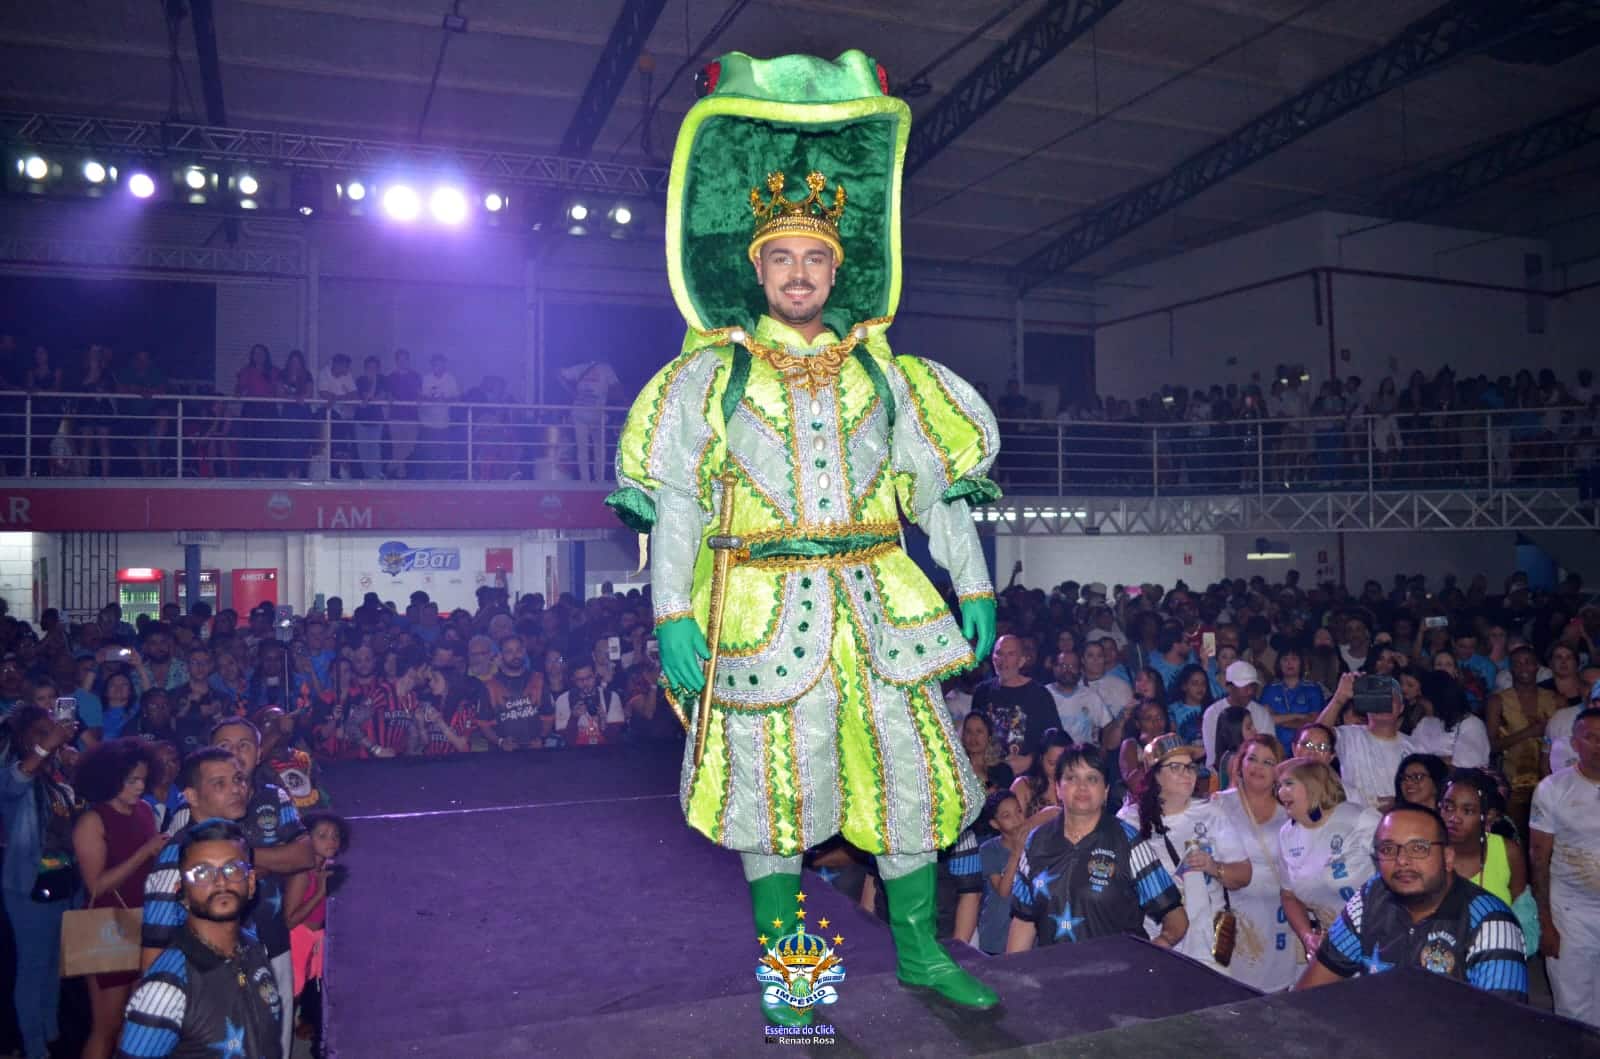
[747,171,847,264]
[755,891,847,1013]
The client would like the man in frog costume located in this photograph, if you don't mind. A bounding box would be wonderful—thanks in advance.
[607,50,1003,1023]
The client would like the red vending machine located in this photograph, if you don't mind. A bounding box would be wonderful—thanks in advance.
[231,568,279,614]
[115,568,165,623]
[171,569,221,612]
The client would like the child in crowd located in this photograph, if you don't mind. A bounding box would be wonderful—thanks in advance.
[286,810,351,1053]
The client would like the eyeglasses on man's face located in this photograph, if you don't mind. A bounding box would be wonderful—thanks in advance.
[1160,761,1198,775]
[1374,840,1444,863]
[181,860,251,886]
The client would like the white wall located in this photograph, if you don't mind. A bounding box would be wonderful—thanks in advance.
[990,534,1227,593]
[0,533,47,625]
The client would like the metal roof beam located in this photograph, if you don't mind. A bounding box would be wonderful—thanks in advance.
[905,0,1124,177]
[188,0,229,125]
[558,0,668,158]
[1382,94,1600,220]
[1015,0,1578,290]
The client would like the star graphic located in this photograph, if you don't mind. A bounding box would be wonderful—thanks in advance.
[796,891,808,903]
[833,934,845,946]
[1049,904,1085,942]
[1363,944,1395,975]
[265,888,283,916]
[771,917,785,930]
[1030,868,1058,896]
[818,917,831,929]
[795,909,807,920]
[207,1017,246,1059]
[758,934,769,947]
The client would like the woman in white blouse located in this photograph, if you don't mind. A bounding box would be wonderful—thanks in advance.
[1211,735,1303,991]
[1274,757,1380,959]
[1409,671,1490,768]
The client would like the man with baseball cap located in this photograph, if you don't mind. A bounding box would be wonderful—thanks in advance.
[1201,661,1273,770]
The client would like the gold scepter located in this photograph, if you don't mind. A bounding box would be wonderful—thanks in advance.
[696,470,742,768]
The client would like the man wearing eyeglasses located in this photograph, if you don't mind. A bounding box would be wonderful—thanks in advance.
[118,819,283,1058]
[1295,804,1527,1001]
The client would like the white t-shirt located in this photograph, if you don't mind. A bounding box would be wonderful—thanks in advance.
[1545,706,1581,774]
[944,688,973,725]
[317,366,357,417]
[419,370,460,429]
[553,689,624,732]
[1529,767,1600,935]
[1277,801,1381,930]
[1333,725,1412,808]
[1409,714,1490,769]
[1211,788,1301,992]
[1118,799,1245,968]
[1086,673,1134,713]
[1047,683,1114,745]
[1202,697,1273,769]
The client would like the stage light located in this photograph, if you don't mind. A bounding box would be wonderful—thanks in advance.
[611,205,632,226]
[346,180,367,202]
[237,173,260,196]
[184,167,207,190]
[128,172,156,199]
[484,192,505,212]
[567,202,589,222]
[382,184,421,221]
[240,198,259,210]
[83,160,107,184]
[22,155,48,181]
[429,185,468,225]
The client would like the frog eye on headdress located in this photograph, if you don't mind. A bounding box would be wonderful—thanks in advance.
[874,62,890,95]
[695,61,722,98]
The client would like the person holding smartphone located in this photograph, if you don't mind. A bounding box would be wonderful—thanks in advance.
[554,660,624,747]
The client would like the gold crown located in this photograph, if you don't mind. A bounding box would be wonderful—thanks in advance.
[748,171,846,264]
[775,926,829,969]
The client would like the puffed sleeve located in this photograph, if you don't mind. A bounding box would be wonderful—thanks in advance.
[606,348,730,624]
[888,355,1002,600]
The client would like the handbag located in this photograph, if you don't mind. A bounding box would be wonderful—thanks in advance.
[1212,887,1238,967]
[61,890,142,978]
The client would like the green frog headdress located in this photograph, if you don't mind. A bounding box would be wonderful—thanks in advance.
[666,50,910,344]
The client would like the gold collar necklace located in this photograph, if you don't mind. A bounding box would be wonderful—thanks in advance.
[698,317,892,394]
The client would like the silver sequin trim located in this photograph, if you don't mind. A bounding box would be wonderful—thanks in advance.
[839,564,970,684]
[713,570,831,706]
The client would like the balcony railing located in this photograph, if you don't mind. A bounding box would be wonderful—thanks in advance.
[0,392,1593,499]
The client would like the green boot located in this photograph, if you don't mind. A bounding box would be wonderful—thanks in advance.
[881,864,999,1009]
[749,872,814,1027]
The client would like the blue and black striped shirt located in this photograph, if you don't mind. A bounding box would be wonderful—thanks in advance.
[115,924,282,1059]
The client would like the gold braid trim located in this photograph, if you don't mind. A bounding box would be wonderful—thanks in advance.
[694,317,894,395]
[736,540,898,571]
[737,520,900,545]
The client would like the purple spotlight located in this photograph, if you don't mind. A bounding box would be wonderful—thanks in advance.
[382,184,421,222]
[128,172,156,199]
[429,186,468,225]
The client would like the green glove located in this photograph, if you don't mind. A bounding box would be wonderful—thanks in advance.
[960,596,996,662]
[657,616,711,699]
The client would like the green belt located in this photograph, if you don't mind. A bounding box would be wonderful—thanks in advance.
[745,532,897,562]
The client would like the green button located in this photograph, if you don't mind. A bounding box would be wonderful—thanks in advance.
[863,591,872,602]
[814,458,827,469]
[854,570,865,580]
[749,674,760,685]
[810,420,823,430]
[888,648,899,658]
[915,644,926,656]
[801,577,812,589]
[798,621,810,633]
[793,646,806,658]
[727,675,736,686]
[801,599,813,610]
[776,666,788,677]
[871,613,880,624]
[937,634,949,645]
[818,498,831,509]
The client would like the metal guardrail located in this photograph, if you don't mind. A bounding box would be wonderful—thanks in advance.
[0,392,1593,500]
[0,391,627,483]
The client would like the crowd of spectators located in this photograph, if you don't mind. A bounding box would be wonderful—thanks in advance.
[0,335,624,483]
[3,561,1600,1051]
[931,568,1598,1027]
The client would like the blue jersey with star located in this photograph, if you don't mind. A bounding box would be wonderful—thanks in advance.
[1010,813,1182,947]
[115,924,283,1059]
[1317,875,1527,1001]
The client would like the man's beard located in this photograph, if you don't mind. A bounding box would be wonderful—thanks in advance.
[189,893,246,922]
[769,284,821,325]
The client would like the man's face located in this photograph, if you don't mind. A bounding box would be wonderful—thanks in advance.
[144,633,172,662]
[572,665,597,694]
[185,759,250,821]
[1375,811,1452,904]
[468,640,493,672]
[212,723,261,776]
[187,650,213,682]
[1052,651,1080,688]
[1081,642,1106,679]
[353,645,377,678]
[500,637,527,672]
[180,839,255,923]
[1346,619,1369,647]
[991,636,1023,680]
[1453,636,1476,662]
[1573,715,1600,774]
[306,622,328,651]
[1510,650,1538,687]
[1226,681,1255,707]
[753,237,836,328]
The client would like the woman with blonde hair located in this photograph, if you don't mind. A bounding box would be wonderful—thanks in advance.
[1274,757,1380,961]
